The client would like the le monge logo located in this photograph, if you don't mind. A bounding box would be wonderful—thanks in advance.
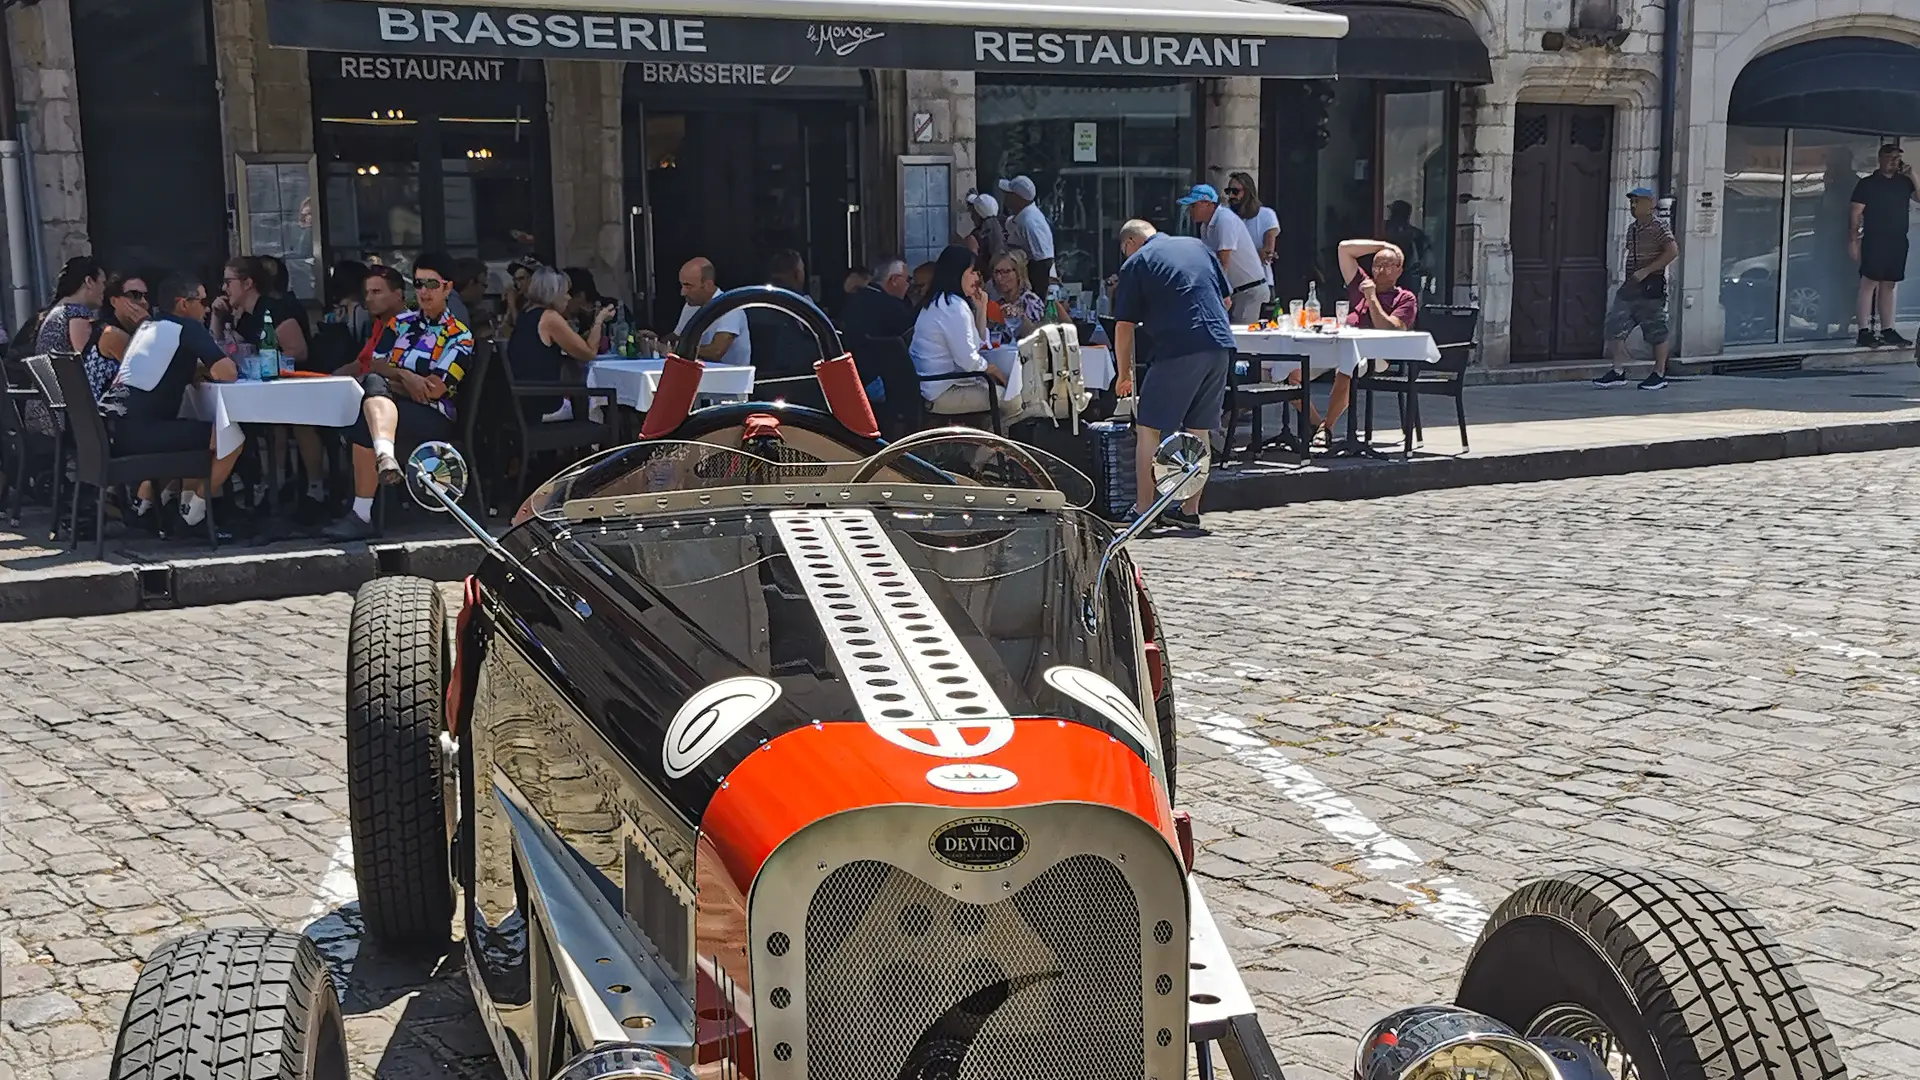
[931,817,1028,871]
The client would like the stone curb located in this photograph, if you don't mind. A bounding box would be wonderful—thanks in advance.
[3,418,1918,622]
[1199,417,1920,511]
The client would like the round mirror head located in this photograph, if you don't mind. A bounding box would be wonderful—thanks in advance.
[1152,431,1208,500]
[406,440,469,512]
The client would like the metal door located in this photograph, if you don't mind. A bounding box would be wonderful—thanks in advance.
[1510,104,1613,361]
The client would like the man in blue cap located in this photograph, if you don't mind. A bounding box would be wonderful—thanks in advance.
[1594,186,1679,390]
[1179,182,1270,322]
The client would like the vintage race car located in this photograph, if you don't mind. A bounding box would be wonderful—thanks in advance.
[107,288,1849,1080]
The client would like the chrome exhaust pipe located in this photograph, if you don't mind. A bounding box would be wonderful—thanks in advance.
[551,1044,698,1080]
[1354,1006,1611,1080]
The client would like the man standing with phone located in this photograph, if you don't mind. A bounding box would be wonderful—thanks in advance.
[1849,143,1919,349]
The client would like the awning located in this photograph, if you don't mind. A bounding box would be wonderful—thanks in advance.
[1730,37,1920,136]
[1290,0,1489,83]
[267,0,1348,77]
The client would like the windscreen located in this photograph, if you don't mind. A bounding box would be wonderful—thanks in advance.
[520,430,1095,522]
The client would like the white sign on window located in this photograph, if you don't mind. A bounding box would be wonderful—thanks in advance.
[899,156,952,270]
[1073,122,1097,162]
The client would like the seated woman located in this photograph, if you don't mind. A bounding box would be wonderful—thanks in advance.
[509,265,613,423]
[909,245,1019,420]
[986,249,1045,343]
[100,274,243,539]
[324,253,473,541]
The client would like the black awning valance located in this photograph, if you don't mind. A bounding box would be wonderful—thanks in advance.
[1290,0,1490,83]
[1730,37,1920,136]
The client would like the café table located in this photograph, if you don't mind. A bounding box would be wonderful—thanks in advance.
[1233,325,1441,380]
[585,356,757,417]
[180,374,365,459]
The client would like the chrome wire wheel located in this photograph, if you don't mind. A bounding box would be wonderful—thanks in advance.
[1527,1004,1641,1080]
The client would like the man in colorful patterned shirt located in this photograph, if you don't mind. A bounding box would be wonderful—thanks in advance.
[325,253,473,541]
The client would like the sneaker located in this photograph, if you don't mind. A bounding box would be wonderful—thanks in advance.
[376,451,403,487]
[1163,507,1203,530]
[323,513,379,542]
[1880,328,1912,348]
[1858,329,1880,348]
[1638,372,1668,391]
[1592,368,1627,387]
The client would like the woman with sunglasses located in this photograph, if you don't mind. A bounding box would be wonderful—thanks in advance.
[83,272,153,401]
[325,253,474,541]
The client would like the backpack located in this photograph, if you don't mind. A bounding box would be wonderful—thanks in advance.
[1008,322,1091,432]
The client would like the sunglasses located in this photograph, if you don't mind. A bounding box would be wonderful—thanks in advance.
[120,289,149,302]
[412,278,447,290]
[1225,187,1244,195]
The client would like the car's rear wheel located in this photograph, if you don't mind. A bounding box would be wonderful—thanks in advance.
[1456,868,1848,1080]
[110,928,347,1080]
[347,575,453,950]
[1138,585,1178,801]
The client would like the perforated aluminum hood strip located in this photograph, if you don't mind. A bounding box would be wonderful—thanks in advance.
[770,509,1011,746]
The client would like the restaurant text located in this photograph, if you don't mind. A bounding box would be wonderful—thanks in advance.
[974,30,1267,69]
[338,55,508,81]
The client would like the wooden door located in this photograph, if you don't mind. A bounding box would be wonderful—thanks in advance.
[1510,105,1614,361]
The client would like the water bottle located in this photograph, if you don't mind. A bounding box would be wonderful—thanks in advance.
[1304,282,1321,326]
[258,316,282,381]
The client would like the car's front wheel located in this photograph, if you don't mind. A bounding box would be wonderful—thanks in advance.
[110,928,347,1080]
[346,575,454,950]
[1456,868,1848,1080]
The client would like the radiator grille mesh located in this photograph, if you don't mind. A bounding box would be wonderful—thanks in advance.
[801,855,1143,1080]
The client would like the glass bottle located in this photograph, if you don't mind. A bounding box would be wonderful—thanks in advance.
[1304,282,1321,327]
[258,314,282,381]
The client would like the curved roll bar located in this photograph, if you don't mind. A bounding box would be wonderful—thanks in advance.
[643,285,878,440]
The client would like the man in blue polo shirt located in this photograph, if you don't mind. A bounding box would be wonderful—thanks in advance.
[1111,217,1233,530]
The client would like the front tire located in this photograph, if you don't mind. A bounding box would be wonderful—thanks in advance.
[346,575,453,949]
[1456,868,1847,1080]
[109,928,347,1080]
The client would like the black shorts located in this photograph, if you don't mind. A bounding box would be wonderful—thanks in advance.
[112,418,211,457]
[346,374,454,449]
[1861,234,1908,283]
[1135,347,1230,433]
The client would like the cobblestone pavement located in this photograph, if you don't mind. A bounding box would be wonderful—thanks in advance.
[2,451,1917,1079]
[1136,447,1920,1079]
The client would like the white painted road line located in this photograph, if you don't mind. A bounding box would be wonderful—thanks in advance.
[304,833,359,923]
[1190,709,1491,944]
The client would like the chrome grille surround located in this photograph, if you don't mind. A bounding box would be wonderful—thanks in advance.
[747,803,1189,1080]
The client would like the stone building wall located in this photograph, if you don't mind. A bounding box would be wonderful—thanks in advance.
[7,0,87,283]
[546,60,628,300]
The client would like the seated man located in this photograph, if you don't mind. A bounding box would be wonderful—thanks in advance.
[325,254,474,541]
[1281,239,1417,443]
[102,274,244,540]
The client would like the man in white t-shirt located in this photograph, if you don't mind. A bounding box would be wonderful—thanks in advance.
[1227,172,1280,292]
[998,175,1056,291]
[1178,183,1270,322]
[672,256,751,366]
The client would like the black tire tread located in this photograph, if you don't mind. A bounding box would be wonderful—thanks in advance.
[1140,585,1178,800]
[1463,867,1847,1080]
[346,575,452,947]
[109,927,338,1080]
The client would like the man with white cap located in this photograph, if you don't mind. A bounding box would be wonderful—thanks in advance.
[998,175,1055,292]
[961,191,1009,282]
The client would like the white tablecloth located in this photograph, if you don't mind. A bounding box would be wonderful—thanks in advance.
[586,357,757,413]
[980,344,1116,397]
[180,377,366,458]
[1233,327,1441,378]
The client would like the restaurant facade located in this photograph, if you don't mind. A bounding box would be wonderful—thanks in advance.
[27,0,1900,368]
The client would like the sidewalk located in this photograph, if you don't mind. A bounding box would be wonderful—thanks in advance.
[3,359,1917,619]
[1203,357,1920,509]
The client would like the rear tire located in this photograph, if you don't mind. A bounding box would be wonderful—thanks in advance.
[346,575,453,949]
[109,928,347,1080]
[1139,586,1178,801]
[1456,868,1848,1080]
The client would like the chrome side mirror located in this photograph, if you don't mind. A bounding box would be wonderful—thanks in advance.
[1083,432,1210,632]
[402,440,592,620]
[407,440,469,512]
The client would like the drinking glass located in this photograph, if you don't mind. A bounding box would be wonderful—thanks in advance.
[1335,301,1351,325]
[1288,300,1304,328]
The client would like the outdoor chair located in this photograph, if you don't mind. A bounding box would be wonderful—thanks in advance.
[494,344,615,506]
[1221,352,1311,464]
[47,351,218,558]
[2,383,50,526]
[1357,304,1480,457]
[20,353,72,542]
[850,334,921,440]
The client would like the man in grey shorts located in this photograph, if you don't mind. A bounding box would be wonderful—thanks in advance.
[1111,218,1235,530]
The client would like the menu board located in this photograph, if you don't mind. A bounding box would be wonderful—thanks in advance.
[237,155,322,301]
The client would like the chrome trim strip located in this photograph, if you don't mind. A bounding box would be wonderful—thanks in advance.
[494,770,697,1056]
[1186,875,1260,1043]
[565,483,1066,521]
